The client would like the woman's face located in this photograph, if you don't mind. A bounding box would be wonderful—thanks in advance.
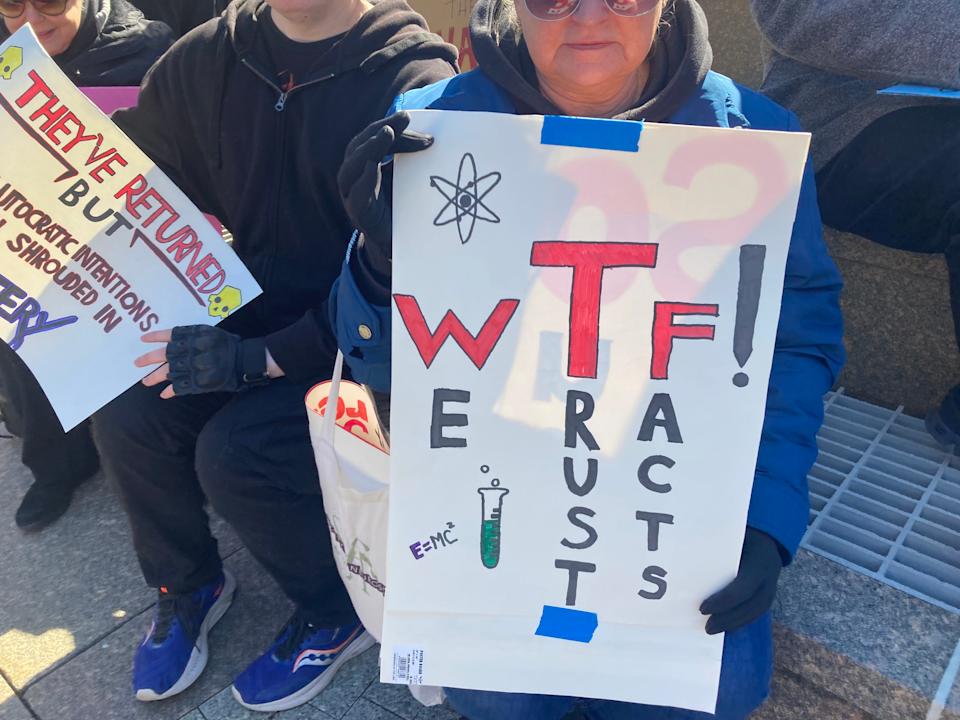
[3,0,84,57]
[517,0,662,109]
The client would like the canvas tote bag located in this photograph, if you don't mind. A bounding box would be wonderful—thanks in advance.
[306,353,444,706]
[306,352,390,636]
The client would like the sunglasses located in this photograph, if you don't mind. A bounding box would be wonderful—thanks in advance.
[0,0,69,19]
[523,0,658,21]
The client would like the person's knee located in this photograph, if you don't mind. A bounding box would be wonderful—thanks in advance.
[92,383,165,457]
[199,384,324,500]
[195,402,276,505]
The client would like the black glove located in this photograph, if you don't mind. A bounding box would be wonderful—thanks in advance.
[699,528,784,635]
[165,325,270,395]
[338,111,434,274]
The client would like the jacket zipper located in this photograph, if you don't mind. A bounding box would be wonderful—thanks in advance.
[240,57,336,112]
[237,57,338,317]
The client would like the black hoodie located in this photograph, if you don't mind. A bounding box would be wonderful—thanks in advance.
[470,0,712,122]
[113,0,457,382]
[0,0,174,86]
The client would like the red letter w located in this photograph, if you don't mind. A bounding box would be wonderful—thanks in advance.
[393,294,520,370]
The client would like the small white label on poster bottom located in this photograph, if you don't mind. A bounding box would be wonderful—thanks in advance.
[392,646,426,685]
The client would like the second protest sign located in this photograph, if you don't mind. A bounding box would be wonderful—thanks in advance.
[0,26,260,430]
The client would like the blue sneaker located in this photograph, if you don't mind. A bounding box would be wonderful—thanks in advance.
[231,613,374,712]
[133,570,236,701]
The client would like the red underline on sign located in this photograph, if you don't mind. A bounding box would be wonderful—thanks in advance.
[130,229,204,306]
[0,90,79,183]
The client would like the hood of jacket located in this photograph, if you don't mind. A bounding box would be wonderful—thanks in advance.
[469,0,712,121]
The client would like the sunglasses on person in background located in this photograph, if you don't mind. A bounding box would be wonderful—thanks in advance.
[523,0,658,21]
[0,0,69,20]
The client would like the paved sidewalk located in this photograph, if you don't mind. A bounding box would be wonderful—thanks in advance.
[0,434,463,720]
[4,423,827,720]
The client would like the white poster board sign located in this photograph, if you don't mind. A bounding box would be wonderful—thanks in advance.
[381,110,810,711]
[0,26,261,430]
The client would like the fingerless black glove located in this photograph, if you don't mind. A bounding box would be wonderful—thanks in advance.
[166,325,270,395]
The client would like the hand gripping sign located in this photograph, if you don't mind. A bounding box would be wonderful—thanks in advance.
[380,110,811,711]
[0,26,260,430]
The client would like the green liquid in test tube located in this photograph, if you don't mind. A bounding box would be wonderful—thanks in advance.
[478,478,509,569]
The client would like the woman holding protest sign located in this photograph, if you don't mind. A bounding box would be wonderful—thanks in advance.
[332,0,845,717]
[0,0,171,531]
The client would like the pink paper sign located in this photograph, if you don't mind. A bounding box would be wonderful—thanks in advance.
[78,85,140,115]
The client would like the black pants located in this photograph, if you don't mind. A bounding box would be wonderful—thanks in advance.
[816,105,960,417]
[0,342,99,487]
[92,377,355,626]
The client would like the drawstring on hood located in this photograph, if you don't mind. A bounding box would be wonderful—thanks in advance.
[470,0,712,121]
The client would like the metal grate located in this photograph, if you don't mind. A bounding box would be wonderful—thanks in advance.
[802,389,960,614]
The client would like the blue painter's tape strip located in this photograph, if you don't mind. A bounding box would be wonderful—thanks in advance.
[540,115,643,152]
[878,83,960,100]
[535,605,599,643]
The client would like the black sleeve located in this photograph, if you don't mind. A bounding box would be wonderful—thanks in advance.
[111,24,229,223]
[352,231,393,305]
[348,55,459,303]
[384,55,459,116]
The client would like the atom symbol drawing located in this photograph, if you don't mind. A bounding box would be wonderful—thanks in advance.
[429,153,502,244]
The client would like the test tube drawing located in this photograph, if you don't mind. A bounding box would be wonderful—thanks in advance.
[478,476,509,569]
